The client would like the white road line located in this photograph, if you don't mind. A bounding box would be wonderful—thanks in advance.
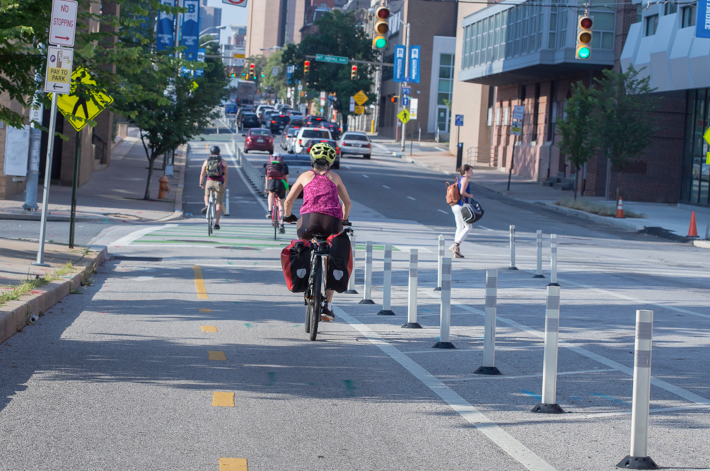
[431,293,710,407]
[362,174,369,178]
[407,196,416,201]
[334,306,557,471]
[441,369,617,382]
[110,225,176,247]
[374,143,390,152]
[383,185,391,189]
[477,225,494,231]
[434,147,448,152]
[438,209,448,214]
[226,144,269,211]
[344,165,352,169]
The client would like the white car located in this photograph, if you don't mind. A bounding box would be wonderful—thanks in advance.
[293,127,333,154]
[337,132,372,159]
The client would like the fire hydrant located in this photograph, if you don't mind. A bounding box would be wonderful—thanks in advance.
[158,175,170,199]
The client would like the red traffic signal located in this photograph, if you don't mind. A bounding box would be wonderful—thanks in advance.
[351,65,357,79]
[250,64,255,70]
[304,60,311,75]
[580,17,593,29]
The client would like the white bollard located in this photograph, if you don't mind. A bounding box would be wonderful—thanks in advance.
[377,244,395,315]
[402,248,422,328]
[433,256,454,348]
[359,241,375,304]
[533,230,544,278]
[705,220,710,240]
[434,235,444,292]
[474,269,501,374]
[509,225,518,270]
[616,310,658,469]
[549,234,559,287]
[225,189,230,216]
[531,285,564,413]
[346,233,358,294]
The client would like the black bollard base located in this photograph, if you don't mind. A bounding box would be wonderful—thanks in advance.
[402,322,423,329]
[531,403,564,414]
[433,287,441,292]
[508,267,518,270]
[359,299,376,304]
[533,274,545,278]
[474,366,502,375]
[547,282,560,287]
[432,341,456,349]
[345,289,359,294]
[616,456,659,469]
[377,310,395,315]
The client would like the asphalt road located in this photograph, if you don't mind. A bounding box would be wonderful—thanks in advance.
[2,118,710,470]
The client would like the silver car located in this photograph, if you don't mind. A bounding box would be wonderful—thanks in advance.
[337,132,372,159]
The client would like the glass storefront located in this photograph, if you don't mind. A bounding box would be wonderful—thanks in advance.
[681,88,710,205]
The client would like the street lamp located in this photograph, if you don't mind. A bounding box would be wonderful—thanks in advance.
[200,25,227,36]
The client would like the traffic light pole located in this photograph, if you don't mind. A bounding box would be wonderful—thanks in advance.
[400,22,410,152]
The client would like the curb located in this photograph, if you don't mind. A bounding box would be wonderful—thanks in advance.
[539,202,645,232]
[0,213,115,222]
[398,153,455,177]
[0,246,109,346]
[693,240,710,249]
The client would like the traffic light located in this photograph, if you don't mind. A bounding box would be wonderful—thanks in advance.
[391,95,398,104]
[373,6,390,50]
[304,60,310,76]
[351,65,357,80]
[261,73,265,78]
[576,16,593,59]
[230,73,235,78]
[250,63,256,80]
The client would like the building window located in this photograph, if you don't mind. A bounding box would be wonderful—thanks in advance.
[495,107,501,125]
[504,106,510,125]
[682,6,696,27]
[591,12,615,49]
[635,4,642,23]
[437,53,454,108]
[645,14,658,36]
[664,2,677,15]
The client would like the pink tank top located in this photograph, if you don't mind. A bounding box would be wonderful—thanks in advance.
[299,170,343,220]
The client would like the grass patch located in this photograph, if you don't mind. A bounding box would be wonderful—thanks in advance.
[554,198,645,218]
[0,263,75,307]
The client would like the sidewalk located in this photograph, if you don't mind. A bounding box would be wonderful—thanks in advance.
[0,239,107,345]
[370,135,710,244]
[0,135,187,223]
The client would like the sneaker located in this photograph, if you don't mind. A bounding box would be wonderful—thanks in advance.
[321,306,335,322]
[201,207,208,214]
[279,224,285,234]
[214,224,220,230]
[265,212,271,219]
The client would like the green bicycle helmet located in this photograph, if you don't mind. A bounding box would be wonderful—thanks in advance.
[309,142,337,167]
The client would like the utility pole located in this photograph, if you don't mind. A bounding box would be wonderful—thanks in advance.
[400,22,410,151]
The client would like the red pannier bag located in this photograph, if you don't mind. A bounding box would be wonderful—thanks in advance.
[281,239,312,292]
[326,230,353,293]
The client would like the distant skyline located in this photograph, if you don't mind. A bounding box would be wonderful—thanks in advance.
[205,0,248,45]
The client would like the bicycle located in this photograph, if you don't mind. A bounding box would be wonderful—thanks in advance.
[270,195,280,240]
[206,187,217,236]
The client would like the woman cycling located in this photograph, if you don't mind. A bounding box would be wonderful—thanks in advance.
[450,164,475,258]
[284,143,352,321]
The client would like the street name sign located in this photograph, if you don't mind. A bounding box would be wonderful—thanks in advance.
[402,86,411,95]
[49,0,78,47]
[397,108,410,124]
[353,90,368,106]
[316,54,348,64]
[44,46,74,94]
[57,68,114,132]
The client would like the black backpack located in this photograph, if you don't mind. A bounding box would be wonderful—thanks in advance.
[205,156,223,178]
[461,200,485,224]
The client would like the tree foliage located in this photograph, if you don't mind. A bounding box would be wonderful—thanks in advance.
[280,10,376,122]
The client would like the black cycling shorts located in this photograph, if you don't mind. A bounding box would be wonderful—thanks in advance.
[267,179,286,199]
[297,212,343,240]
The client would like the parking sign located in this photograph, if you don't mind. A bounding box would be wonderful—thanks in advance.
[455,114,464,127]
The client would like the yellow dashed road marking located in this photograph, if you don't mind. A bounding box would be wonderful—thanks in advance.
[212,392,235,407]
[193,265,209,299]
[201,325,218,333]
[219,457,247,470]
[208,351,226,361]
[199,308,212,313]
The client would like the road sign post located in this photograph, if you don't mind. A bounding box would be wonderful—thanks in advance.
[69,128,81,248]
[33,93,59,267]
[507,105,525,191]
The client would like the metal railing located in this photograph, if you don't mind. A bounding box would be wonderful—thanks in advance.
[92,132,107,164]
[466,147,494,167]
[233,137,264,193]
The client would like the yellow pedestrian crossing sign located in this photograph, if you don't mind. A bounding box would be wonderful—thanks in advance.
[56,68,113,132]
[397,108,410,124]
[353,90,368,106]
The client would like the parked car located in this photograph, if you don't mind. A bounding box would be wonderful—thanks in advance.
[299,138,340,169]
[240,112,260,130]
[321,121,342,140]
[293,127,333,154]
[268,113,290,134]
[281,127,299,151]
[337,131,372,159]
[244,128,274,154]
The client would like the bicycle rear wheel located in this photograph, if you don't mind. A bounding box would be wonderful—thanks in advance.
[305,302,311,333]
[207,203,213,236]
[309,256,322,341]
[272,203,278,240]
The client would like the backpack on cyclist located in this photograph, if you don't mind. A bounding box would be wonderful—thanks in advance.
[281,240,311,292]
[445,178,461,206]
[325,230,353,293]
[266,155,285,179]
[205,155,224,178]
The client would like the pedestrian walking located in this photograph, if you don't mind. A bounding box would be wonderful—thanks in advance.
[450,164,474,258]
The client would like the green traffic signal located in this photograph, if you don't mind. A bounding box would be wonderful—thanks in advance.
[578,46,590,59]
[373,36,387,49]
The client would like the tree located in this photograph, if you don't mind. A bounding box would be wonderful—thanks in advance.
[262,50,289,102]
[280,10,376,123]
[592,65,660,200]
[111,0,228,200]
[556,82,597,200]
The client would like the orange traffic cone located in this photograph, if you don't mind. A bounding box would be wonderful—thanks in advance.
[687,211,699,238]
[615,197,624,218]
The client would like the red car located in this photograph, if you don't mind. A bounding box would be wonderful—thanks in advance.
[244,128,274,154]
